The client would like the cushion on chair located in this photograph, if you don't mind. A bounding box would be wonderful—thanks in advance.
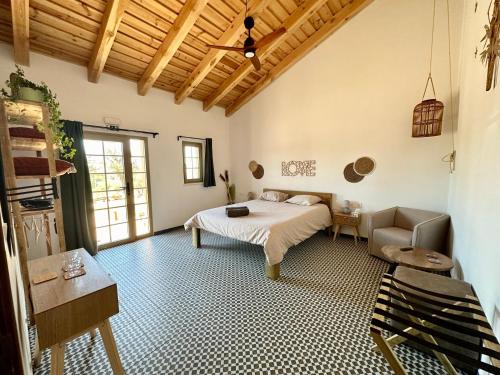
[373,227,412,247]
[394,207,442,231]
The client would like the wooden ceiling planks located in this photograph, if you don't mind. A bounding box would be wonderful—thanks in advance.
[0,0,373,115]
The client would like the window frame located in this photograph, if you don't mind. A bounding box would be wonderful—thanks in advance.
[182,141,204,184]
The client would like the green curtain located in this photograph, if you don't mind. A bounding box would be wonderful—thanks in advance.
[60,120,97,255]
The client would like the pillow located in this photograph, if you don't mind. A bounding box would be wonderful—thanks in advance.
[259,191,289,202]
[285,195,322,206]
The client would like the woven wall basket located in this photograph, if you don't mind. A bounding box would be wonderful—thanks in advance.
[412,99,444,137]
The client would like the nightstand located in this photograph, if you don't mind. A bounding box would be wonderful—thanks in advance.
[333,212,361,245]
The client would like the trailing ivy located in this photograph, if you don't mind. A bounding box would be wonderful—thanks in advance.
[1,65,76,159]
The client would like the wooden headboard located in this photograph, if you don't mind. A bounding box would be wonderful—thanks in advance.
[263,188,333,213]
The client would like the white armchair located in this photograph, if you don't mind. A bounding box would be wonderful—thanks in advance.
[367,207,450,261]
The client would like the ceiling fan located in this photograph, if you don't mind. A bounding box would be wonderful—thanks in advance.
[206,2,286,71]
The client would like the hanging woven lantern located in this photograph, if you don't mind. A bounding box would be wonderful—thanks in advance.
[412,0,444,138]
[412,98,444,137]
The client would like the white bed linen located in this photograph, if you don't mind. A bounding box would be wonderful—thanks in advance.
[184,199,333,265]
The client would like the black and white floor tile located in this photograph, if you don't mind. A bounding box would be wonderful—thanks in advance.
[30,229,463,374]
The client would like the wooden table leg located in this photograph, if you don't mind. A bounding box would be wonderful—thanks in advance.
[265,261,280,280]
[90,328,97,339]
[333,224,341,241]
[50,342,65,375]
[354,226,360,245]
[99,319,125,375]
[33,330,41,367]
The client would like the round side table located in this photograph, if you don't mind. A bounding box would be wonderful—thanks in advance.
[381,245,454,274]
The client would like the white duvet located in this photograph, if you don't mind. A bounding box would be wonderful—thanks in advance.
[184,199,333,265]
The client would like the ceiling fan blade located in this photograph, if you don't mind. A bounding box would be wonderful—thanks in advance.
[255,27,286,49]
[250,55,261,71]
[206,45,245,52]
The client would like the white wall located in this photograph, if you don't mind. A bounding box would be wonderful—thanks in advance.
[229,0,463,236]
[0,43,232,235]
[448,0,500,331]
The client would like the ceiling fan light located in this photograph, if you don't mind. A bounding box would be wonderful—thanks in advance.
[244,50,255,58]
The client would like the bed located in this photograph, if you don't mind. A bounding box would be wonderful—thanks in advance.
[184,188,333,280]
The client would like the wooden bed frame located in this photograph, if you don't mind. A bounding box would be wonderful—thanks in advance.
[191,188,333,281]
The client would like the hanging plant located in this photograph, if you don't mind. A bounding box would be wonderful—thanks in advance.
[1,65,76,159]
[480,0,500,91]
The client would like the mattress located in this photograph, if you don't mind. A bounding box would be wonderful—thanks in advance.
[184,199,333,265]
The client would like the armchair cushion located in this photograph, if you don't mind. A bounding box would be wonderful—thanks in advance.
[372,227,412,260]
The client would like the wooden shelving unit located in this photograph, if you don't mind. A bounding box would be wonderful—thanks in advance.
[0,99,72,321]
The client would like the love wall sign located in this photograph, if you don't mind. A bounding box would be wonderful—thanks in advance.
[281,160,316,176]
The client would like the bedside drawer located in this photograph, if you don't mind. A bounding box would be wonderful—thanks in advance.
[334,214,360,226]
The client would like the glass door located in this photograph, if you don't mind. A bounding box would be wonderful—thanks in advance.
[84,133,152,248]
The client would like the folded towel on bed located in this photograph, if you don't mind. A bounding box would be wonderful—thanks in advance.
[226,206,249,217]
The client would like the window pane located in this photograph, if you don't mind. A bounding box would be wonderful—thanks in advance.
[192,158,199,169]
[133,173,147,188]
[109,206,127,225]
[105,156,124,173]
[90,174,106,192]
[96,227,111,245]
[110,223,128,242]
[106,173,125,190]
[130,139,145,157]
[184,146,192,157]
[192,169,200,179]
[185,158,193,168]
[87,155,105,173]
[103,141,122,156]
[84,140,103,155]
[93,191,108,209]
[134,188,148,204]
[135,203,149,220]
[94,209,109,227]
[136,219,149,236]
[186,169,193,179]
[131,157,145,172]
[108,190,126,208]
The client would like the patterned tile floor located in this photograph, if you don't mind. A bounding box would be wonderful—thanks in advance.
[30,229,460,374]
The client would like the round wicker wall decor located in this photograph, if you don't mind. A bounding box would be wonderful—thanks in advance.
[353,157,376,176]
[252,164,264,179]
[343,163,364,183]
[248,160,258,173]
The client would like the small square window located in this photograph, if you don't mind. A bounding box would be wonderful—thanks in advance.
[182,141,203,183]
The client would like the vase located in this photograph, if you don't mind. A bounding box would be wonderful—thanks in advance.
[18,87,44,102]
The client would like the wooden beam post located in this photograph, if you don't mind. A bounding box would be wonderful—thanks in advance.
[88,0,129,83]
[203,0,328,112]
[137,0,208,96]
[10,0,30,65]
[225,0,374,116]
[174,0,271,104]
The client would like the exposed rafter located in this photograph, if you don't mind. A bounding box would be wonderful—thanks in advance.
[137,0,208,96]
[10,0,29,65]
[203,0,327,112]
[225,0,374,117]
[88,0,129,83]
[174,0,271,105]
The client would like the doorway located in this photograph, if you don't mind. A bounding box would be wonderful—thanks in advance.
[83,133,153,248]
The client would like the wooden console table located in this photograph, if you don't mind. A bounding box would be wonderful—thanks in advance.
[28,249,124,375]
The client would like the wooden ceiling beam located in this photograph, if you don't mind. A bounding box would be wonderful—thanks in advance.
[174,0,271,105]
[10,0,30,65]
[88,0,129,83]
[137,0,209,96]
[203,0,328,112]
[225,0,374,117]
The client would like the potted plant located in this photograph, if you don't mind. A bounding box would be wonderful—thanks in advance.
[1,65,76,159]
